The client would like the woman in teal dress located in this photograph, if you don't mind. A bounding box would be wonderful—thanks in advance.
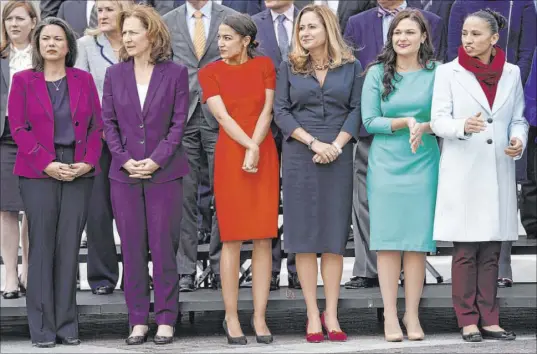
[361,9,439,342]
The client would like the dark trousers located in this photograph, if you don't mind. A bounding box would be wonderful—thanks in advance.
[272,130,296,274]
[20,146,93,343]
[177,104,221,275]
[452,241,501,328]
[86,144,119,290]
[197,151,212,235]
[111,179,182,326]
[520,126,537,238]
[352,136,377,278]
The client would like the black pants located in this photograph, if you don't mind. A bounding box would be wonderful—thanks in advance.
[87,144,119,290]
[20,146,94,343]
[521,127,537,238]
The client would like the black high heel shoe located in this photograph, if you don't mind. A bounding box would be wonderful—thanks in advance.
[125,326,149,345]
[223,319,247,345]
[18,276,26,296]
[250,317,273,344]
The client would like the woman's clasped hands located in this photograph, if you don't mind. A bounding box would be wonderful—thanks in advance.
[312,140,341,164]
[407,117,425,154]
[44,162,93,181]
[243,144,260,173]
[123,158,160,179]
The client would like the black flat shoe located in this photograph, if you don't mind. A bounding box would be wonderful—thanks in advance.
[153,331,175,345]
[33,341,56,348]
[59,337,81,345]
[461,331,482,342]
[223,320,247,345]
[126,327,149,345]
[2,290,20,300]
[481,328,516,340]
[92,286,114,295]
[497,278,513,288]
[251,317,273,344]
[270,273,280,291]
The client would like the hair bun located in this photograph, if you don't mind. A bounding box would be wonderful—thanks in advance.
[250,40,259,49]
[483,8,507,30]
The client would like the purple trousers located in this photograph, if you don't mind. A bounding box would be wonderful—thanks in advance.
[452,241,501,328]
[111,179,182,326]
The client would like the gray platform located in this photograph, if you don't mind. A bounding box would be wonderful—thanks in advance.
[1,283,535,318]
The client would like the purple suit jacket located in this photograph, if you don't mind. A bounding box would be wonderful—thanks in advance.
[344,6,446,136]
[102,59,189,184]
[8,68,103,178]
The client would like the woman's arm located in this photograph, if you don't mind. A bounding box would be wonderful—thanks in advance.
[335,60,364,149]
[74,37,90,72]
[251,89,274,146]
[508,67,529,160]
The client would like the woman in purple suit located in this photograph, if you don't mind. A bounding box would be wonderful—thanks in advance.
[102,5,189,346]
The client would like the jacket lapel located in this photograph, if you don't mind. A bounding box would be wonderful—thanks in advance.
[65,68,81,121]
[371,13,383,55]
[260,11,280,61]
[0,57,9,89]
[29,72,54,121]
[453,62,493,115]
[142,63,164,118]
[96,34,118,66]
[178,7,197,59]
[202,6,225,59]
[124,61,143,121]
[492,65,514,114]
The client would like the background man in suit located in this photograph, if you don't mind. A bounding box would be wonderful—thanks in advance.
[173,0,264,15]
[252,0,301,291]
[164,0,237,292]
[342,0,446,290]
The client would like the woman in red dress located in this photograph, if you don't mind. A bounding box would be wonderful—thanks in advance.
[198,14,279,345]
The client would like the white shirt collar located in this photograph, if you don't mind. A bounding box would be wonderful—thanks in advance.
[270,5,295,23]
[186,0,213,20]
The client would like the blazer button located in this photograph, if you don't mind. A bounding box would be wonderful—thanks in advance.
[487,139,493,144]
[139,124,144,129]
[75,121,80,126]
[140,140,145,144]
[487,118,493,123]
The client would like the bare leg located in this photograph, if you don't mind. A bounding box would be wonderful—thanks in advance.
[295,253,321,333]
[0,211,21,292]
[377,250,403,341]
[402,251,426,340]
[320,253,343,331]
[251,239,272,336]
[221,240,243,337]
[20,213,29,287]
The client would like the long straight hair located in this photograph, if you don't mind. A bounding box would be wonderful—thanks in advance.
[0,0,39,58]
[31,17,78,71]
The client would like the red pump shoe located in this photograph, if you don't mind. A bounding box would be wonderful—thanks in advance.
[305,320,324,343]
[320,312,348,342]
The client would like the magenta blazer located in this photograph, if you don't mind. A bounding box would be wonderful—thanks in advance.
[102,59,189,184]
[7,68,103,178]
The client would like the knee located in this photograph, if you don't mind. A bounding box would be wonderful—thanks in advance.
[253,239,272,250]
[0,211,18,224]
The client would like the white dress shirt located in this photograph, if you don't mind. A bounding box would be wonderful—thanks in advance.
[382,1,407,45]
[314,0,339,14]
[271,5,295,47]
[186,0,213,41]
[86,0,95,26]
[137,84,149,110]
[7,45,32,116]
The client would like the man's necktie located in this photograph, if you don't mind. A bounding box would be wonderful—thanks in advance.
[277,15,289,60]
[89,4,98,28]
[377,6,400,18]
[193,11,206,60]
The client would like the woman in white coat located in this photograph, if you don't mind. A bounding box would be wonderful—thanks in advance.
[431,9,528,343]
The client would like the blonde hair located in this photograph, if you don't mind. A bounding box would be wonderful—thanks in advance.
[0,0,38,58]
[289,4,355,75]
[117,4,172,64]
[84,0,134,37]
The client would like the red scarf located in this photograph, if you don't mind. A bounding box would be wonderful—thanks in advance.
[458,45,506,109]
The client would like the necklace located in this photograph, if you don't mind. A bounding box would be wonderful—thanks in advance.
[51,77,64,91]
[313,61,330,70]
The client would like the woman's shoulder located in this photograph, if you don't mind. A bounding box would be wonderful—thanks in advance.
[76,35,97,48]
[199,59,223,76]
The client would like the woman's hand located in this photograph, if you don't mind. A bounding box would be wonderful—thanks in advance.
[464,112,486,134]
[69,163,93,178]
[311,140,339,164]
[504,137,523,158]
[129,158,160,179]
[44,162,76,181]
[409,122,425,154]
[243,144,260,173]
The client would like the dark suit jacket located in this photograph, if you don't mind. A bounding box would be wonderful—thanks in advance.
[102,60,190,184]
[338,0,377,35]
[0,57,9,137]
[8,68,103,177]
[174,0,263,15]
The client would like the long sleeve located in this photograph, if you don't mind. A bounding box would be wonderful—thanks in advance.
[273,61,302,141]
[83,73,103,167]
[341,60,363,141]
[517,1,537,84]
[447,1,465,62]
[102,68,131,170]
[40,0,62,19]
[509,66,529,159]
[430,64,469,140]
[8,74,55,173]
[150,66,189,167]
[524,48,537,129]
[361,65,394,135]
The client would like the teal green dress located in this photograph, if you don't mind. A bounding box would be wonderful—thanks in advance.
[362,63,439,252]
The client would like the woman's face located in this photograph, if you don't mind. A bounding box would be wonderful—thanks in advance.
[4,6,36,46]
[39,24,69,63]
[96,0,121,34]
[461,16,498,58]
[122,16,151,58]
[298,11,327,53]
[217,24,248,60]
[392,18,425,57]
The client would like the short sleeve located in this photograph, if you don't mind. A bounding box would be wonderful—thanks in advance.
[262,57,276,90]
[198,66,220,103]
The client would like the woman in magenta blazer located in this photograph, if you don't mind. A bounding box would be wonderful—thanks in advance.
[7,17,102,347]
[102,5,189,345]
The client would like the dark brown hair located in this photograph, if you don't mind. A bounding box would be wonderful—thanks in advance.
[222,13,260,59]
[465,8,508,35]
[117,4,172,64]
[365,9,436,100]
[32,17,78,72]
[0,0,39,58]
